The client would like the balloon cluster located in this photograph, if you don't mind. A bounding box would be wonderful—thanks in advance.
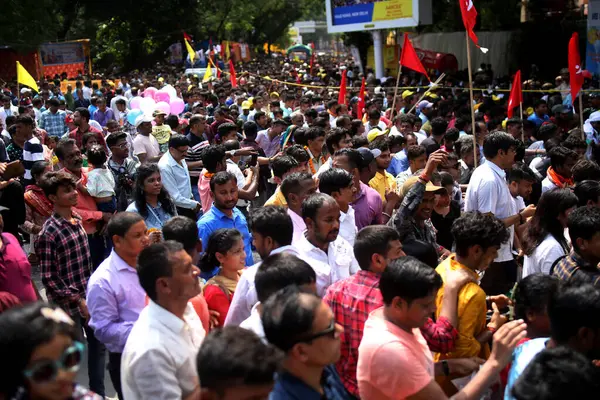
[129,86,185,118]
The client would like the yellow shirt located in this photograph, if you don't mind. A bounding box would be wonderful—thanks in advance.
[369,170,397,201]
[434,255,489,361]
[434,255,489,395]
[152,124,172,145]
[264,187,287,208]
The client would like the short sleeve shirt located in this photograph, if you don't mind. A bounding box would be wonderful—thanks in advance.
[358,308,433,399]
[133,134,160,159]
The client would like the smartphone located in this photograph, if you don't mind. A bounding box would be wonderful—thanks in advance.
[249,154,258,167]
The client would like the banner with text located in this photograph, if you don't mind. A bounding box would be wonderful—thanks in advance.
[326,0,420,33]
[587,0,600,75]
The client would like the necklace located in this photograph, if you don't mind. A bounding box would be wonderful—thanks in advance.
[304,146,326,175]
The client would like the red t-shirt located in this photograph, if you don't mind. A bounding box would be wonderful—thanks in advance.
[203,284,232,328]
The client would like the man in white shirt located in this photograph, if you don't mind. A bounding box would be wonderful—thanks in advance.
[110,88,128,117]
[364,109,387,133]
[0,95,18,128]
[158,134,201,220]
[121,241,205,400]
[132,114,161,164]
[240,253,318,339]
[465,132,535,295]
[319,168,358,246]
[296,193,359,286]
[281,172,317,244]
[225,206,305,326]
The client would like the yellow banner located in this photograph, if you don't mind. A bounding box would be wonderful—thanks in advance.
[372,0,412,22]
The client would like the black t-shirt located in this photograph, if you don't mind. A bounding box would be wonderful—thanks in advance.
[431,200,461,250]
[421,137,441,157]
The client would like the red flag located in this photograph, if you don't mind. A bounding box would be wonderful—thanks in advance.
[309,43,315,76]
[569,32,585,101]
[459,0,488,53]
[183,31,192,42]
[507,70,522,118]
[229,59,237,88]
[357,77,366,120]
[400,34,430,81]
[338,70,347,105]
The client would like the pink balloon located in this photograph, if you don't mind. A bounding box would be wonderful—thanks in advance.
[155,101,171,115]
[169,97,185,115]
[144,87,157,98]
[154,91,170,103]
[130,96,142,110]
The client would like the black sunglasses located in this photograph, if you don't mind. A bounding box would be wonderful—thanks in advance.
[293,320,337,345]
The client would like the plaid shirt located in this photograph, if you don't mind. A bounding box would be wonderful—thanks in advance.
[35,213,93,317]
[39,109,68,137]
[323,270,458,397]
[552,251,600,288]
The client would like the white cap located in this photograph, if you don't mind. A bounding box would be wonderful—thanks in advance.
[134,114,153,128]
[418,100,434,110]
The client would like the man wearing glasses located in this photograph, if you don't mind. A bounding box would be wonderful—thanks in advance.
[107,132,138,211]
[158,134,201,221]
[263,285,348,400]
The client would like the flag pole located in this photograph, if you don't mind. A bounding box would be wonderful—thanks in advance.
[16,63,20,104]
[465,32,478,168]
[579,94,585,140]
[390,63,402,120]
[519,102,524,142]
[406,73,446,115]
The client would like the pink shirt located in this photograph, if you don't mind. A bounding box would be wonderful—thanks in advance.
[357,308,433,399]
[198,170,213,214]
[0,233,37,303]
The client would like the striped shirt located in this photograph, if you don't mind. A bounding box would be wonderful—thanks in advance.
[185,133,208,182]
[23,136,44,185]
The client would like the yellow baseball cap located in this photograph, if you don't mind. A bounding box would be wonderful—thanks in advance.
[367,128,387,143]
[241,101,251,110]
[402,90,414,100]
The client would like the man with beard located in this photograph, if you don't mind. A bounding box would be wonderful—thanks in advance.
[69,107,106,150]
[295,193,359,288]
[390,149,449,256]
[196,171,254,267]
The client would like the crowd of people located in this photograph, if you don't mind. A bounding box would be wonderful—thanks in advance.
[0,55,600,400]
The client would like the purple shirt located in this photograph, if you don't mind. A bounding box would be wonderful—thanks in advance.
[256,129,282,158]
[351,182,383,230]
[0,233,37,303]
[86,250,146,353]
[92,108,115,127]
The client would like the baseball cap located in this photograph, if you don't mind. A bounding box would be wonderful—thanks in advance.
[400,176,446,197]
[417,100,434,110]
[134,114,153,128]
[357,147,382,168]
[402,90,414,100]
[552,104,571,115]
[152,110,167,117]
[241,101,251,110]
[367,128,387,143]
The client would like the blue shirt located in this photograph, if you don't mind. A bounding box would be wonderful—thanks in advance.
[527,113,550,128]
[505,338,548,400]
[388,149,409,176]
[39,110,68,137]
[269,365,349,400]
[197,206,254,266]
[126,201,176,230]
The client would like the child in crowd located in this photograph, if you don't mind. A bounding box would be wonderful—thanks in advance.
[44,135,59,169]
[81,132,99,168]
[199,228,246,328]
[85,145,117,214]
[152,110,171,153]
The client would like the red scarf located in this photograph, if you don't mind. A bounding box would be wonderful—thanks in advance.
[547,166,573,188]
[24,185,53,218]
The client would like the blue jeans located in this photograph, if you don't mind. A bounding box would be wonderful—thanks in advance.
[191,183,200,202]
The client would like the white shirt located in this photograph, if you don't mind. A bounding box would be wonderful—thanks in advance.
[224,245,301,327]
[0,105,19,128]
[288,209,306,245]
[86,168,116,198]
[523,234,568,277]
[110,95,128,117]
[541,177,557,193]
[513,196,526,212]
[82,86,92,100]
[529,157,544,180]
[239,304,266,341]
[364,120,387,133]
[295,232,358,285]
[158,151,199,210]
[465,160,515,262]
[315,158,332,178]
[339,206,358,247]
[121,300,205,400]
[133,134,160,159]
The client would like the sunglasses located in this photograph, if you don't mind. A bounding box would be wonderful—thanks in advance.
[294,320,337,345]
[24,341,84,383]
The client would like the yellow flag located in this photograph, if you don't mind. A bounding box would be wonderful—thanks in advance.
[185,39,195,63]
[16,61,39,93]
[203,61,213,83]
[225,41,230,60]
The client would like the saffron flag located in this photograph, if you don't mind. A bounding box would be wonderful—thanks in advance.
[459,0,488,53]
[184,39,195,64]
[225,41,231,60]
[357,77,366,120]
[229,59,237,88]
[203,61,213,83]
[338,70,347,105]
[400,34,430,81]
[507,70,522,118]
[569,32,585,101]
[16,61,39,93]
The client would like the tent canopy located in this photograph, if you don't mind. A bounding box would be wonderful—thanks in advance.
[286,44,312,57]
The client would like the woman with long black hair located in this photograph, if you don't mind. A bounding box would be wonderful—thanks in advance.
[522,188,578,277]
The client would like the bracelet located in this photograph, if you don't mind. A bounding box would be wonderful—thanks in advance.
[382,212,392,219]
[419,173,430,183]
[442,360,450,376]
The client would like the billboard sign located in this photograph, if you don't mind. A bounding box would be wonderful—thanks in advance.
[40,42,85,66]
[326,0,421,33]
